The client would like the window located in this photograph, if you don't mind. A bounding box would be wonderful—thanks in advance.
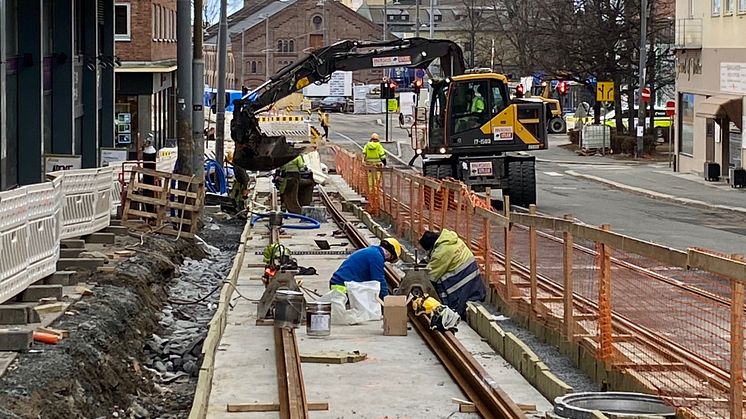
[740,0,746,13]
[451,81,489,134]
[428,84,448,148]
[257,61,263,74]
[713,0,721,14]
[289,40,294,52]
[312,15,323,30]
[251,61,257,73]
[115,4,131,41]
[491,83,507,114]
[726,0,733,13]
[679,93,695,155]
[278,40,284,51]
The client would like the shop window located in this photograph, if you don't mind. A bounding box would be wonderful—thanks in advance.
[679,93,695,155]
[115,3,131,41]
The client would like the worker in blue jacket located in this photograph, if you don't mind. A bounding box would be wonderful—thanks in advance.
[329,238,402,300]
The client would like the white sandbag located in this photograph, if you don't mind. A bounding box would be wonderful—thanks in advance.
[316,290,369,325]
[345,281,382,321]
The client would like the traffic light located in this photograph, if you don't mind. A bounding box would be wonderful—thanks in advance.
[412,78,423,95]
[515,84,524,98]
[557,81,568,96]
[388,80,398,97]
[380,80,397,99]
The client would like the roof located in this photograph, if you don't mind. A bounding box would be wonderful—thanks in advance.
[205,0,298,44]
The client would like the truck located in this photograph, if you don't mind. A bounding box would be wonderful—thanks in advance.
[229,38,547,206]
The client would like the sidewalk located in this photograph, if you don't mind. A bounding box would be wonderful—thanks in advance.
[563,162,746,214]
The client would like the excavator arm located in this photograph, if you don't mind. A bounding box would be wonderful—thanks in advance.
[230,37,466,171]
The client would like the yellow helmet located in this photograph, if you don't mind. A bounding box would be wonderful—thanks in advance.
[370,133,380,141]
[381,237,402,261]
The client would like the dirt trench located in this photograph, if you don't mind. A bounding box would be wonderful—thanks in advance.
[0,216,244,419]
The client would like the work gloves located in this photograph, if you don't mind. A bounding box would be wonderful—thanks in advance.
[382,158,387,167]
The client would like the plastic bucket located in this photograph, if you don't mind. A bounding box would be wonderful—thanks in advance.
[275,290,305,329]
[306,301,332,337]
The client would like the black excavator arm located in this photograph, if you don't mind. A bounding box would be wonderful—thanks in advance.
[230,37,466,171]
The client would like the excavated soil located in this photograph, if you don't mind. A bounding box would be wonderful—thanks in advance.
[0,215,244,419]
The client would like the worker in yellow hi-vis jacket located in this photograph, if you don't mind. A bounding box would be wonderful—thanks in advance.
[363,133,387,191]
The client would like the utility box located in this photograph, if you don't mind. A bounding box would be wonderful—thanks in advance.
[383,295,408,336]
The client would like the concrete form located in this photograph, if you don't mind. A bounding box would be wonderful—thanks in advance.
[204,178,551,418]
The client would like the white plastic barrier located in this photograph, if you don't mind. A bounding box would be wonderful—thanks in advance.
[0,188,31,303]
[0,167,116,304]
[49,167,113,240]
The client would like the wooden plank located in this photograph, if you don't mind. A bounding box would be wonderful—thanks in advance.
[300,351,367,364]
[474,207,509,228]
[688,249,746,283]
[123,209,160,219]
[731,280,744,418]
[131,182,165,192]
[166,201,201,212]
[165,216,194,226]
[127,193,168,206]
[169,188,201,198]
[226,402,328,412]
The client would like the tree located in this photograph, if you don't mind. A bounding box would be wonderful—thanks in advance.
[456,0,492,68]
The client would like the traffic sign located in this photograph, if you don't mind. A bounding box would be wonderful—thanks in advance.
[415,69,425,79]
[666,100,675,117]
[596,81,614,102]
[641,87,651,103]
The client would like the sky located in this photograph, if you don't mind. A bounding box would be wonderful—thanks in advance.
[204,0,244,25]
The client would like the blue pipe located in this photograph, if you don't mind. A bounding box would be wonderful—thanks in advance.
[251,212,321,230]
[205,159,228,195]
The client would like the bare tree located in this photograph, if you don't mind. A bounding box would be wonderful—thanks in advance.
[456,0,492,68]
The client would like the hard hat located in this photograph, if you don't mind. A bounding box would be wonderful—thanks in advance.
[380,237,402,261]
[370,133,380,141]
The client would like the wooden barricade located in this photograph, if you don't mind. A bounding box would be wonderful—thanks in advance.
[122,167,205,239]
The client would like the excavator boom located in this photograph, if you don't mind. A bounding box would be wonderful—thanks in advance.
[230,37,466,171]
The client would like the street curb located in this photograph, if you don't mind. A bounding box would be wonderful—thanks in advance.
[538,158,650,166]
[565,170,746,215]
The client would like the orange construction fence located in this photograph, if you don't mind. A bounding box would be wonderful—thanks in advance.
[333,145,746,418]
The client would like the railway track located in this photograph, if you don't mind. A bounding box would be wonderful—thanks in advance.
[318,187,527,419]
[274,327,309,418]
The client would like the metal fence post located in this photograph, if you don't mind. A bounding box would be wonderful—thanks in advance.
[503,195,512,300]
[598,223,613,361]
[563,214,574,341]
[529,204,538,312]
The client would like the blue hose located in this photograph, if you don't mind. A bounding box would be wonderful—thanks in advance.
[205,159,228,195]
[251,212,321,230]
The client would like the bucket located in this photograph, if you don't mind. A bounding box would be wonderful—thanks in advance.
[305,301,332,337]
[275,290,305,328]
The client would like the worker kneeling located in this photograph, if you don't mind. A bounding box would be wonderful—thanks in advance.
[329,238,401,300]
[419,229,486,319]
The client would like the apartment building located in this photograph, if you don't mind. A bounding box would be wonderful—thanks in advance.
[675,0,746,175]
[0,0,116,189]
[114,0,178,152]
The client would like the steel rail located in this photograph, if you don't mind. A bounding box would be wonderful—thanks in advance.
[319,187,526,419]
[274,327,310,419]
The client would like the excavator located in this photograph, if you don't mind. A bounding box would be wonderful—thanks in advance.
[230,37,547,206]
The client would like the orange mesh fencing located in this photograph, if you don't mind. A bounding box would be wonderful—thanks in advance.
[331,145,746,418]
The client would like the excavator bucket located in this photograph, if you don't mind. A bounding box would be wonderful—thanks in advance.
[230,108,303,172]
[232,135,302,172]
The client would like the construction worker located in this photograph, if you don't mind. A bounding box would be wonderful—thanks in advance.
[418,229,486,319]
[363,133,387,191]
[318,109,330,139]
[329,238,402,300]
[466,89,485,114]
[277,154,306,214]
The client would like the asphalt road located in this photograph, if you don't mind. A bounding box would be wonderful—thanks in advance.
[326,112,746,254]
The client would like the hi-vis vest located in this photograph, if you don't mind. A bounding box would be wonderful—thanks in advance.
[363,141,386,165]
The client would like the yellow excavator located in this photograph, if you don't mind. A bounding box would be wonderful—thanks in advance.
[528,81,566,134]
[230,38,548,206]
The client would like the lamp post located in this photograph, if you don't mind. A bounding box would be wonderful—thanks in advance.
[415,0,420,37]
[429,0,434,38]
[383,0,388,40]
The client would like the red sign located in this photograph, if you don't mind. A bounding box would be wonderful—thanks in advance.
[666,100,675,117]
[641,87,651,103]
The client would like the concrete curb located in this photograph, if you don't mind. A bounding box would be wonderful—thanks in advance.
[565,170,746,215]
[466,303,573,402]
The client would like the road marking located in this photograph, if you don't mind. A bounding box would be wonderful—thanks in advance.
[552,186,577,190]
[543,171,563,177]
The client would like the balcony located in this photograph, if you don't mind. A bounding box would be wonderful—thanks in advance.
[674,18,702,49]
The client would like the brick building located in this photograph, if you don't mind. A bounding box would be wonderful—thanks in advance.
[206,0,388,90]
[114,0,178,152]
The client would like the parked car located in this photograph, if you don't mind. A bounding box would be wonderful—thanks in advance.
[319,96,352,113]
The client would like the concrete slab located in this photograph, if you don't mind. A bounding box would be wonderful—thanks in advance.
[56,258,106,271]
[206,180,551,417]
[0,329,32,351]
[44,271,76,286]
[84,232,116,244]
[60,248,85,259]
[19,285,63,303]
[60,239,86,249]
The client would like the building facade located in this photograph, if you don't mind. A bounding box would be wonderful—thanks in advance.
[114,0,178,153]
[675,0,746,175]
[0,0,116,190]
[206,0,389,91]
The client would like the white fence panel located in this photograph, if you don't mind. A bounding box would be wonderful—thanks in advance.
[25,179,61,289]
[52,169,99,240]
[0,188,31,304]
[92,167,113,233]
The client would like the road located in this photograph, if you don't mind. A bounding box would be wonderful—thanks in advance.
[326,112,746,254]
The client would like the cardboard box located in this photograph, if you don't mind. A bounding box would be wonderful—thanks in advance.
[383,295,408,336]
